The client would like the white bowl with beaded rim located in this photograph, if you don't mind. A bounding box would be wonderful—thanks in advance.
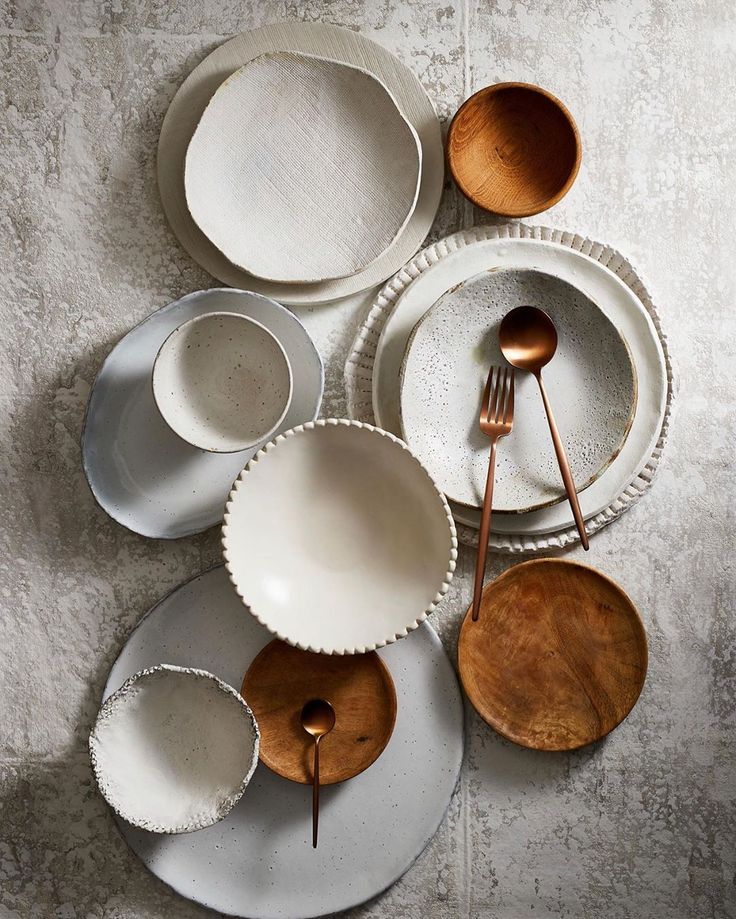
[89,664,260,834]
[152,311,293,453]
[222,419,457,655]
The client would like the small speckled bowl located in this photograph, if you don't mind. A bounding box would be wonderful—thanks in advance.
[152,311,293,453]
[89,664,260,834]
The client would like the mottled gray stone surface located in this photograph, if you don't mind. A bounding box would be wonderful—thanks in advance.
[0,1,734,917]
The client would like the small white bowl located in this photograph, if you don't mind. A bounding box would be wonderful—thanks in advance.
[89,665,260,834]
[152,311,293,453]
[222,419,458,655]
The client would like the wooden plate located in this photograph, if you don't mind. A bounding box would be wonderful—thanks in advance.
[242,640,397,784]
[458,560,647,750]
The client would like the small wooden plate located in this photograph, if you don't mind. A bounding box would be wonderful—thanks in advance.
[447,82,581,218]
[458,559,647,751]
[242,640,397,784]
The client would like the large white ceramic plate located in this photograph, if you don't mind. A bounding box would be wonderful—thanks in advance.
[158,22,443,304]
[222,420,457,655]
[399,267,637,513]
[82,289,323,539]
[345,225,674,551]
[185,52,422,284]
[103,566,464,919]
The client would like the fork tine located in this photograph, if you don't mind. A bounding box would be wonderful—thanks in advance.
[494,367,507,423]
[480,365,495,423]
[488,366,501,422]
[504,368,515,424]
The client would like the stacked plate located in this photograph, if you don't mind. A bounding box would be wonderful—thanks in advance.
[159,22,444,305]
[345,224,674,552]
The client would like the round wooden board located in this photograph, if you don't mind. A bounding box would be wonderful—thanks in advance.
[242,640,397,784]
[458,559,647,751]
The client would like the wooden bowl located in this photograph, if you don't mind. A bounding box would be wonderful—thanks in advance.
[447,82,581,217]
[458,559,647,751]
[242,640,397,785]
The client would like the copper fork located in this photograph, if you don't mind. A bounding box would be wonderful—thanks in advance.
[471,366,515,622]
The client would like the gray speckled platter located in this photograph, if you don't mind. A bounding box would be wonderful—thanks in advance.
[399,268,637,513]
[103,566,463,919]
[81,289,323,539]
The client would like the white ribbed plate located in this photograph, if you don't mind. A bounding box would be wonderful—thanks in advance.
[345,225,674,552]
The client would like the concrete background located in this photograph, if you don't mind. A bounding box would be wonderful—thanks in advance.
[0,1,734,917]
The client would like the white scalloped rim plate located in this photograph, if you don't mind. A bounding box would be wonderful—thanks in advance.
[345,225,674,552]
[222,419,457,654]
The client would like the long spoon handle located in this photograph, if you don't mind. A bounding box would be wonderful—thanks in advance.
[472,439,498,621]
[535,373,589,550]
[312,737,320,848]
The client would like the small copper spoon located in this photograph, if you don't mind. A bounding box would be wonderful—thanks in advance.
[301,699,335,848]
[499,306,589,550]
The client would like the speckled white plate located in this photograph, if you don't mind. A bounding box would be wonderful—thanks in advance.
[399,268,637,513]
[345,225,673,551]
[82,289,323,539]
[158,22,443,304]
[103,566,463,919]
[185,52,421,284]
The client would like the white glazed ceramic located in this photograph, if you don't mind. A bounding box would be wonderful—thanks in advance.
[185,52,421,285]
[399,268,637,513]
[90,664,259,834]
[152,312,293,453]
[104,566,464,919]
[222,419,457,654]
[345,225,673,551]
[158,22,443,304]
[82,289,323,539]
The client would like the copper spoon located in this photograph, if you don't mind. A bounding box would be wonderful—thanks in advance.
[301,698,335,848]
[499,306,589,550]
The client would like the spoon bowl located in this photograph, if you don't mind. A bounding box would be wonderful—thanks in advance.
[499,305,558,373]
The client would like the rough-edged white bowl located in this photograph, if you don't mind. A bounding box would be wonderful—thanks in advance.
[152,311,293,453]
[222,419,457,655]
[89,664,260,834]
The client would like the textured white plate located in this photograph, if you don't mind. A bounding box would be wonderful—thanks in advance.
[345,225,674,551]
[82,289,323,539]
[399,268,636,512]
[158,22,443,304]
[104,566,464,919]
[185,52,421,284]
[222,420,457,655]
[90,664,259,834]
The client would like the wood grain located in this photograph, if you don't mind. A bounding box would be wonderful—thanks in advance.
[242,640,397,784]
[458,559,647,751]
[447,82,581,218]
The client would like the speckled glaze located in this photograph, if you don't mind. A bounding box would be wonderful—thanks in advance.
[89,664,260,834]
[152,311,293,453]
[185,52,422,284]
[398,268,636,512]
[82,289,323,538]
[103,567,464,918]
[222,420,458,655]
[158,21,443,304]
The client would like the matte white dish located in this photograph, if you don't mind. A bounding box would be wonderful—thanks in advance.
[90,664,259,834]
[185,52,421,284]
[153,312,293,453]
[82,289,323,539]
[158,22,444,304]
[399,268,636,513]
[345,225,673,551]
[104,566,464,919]
[222,420,457,655]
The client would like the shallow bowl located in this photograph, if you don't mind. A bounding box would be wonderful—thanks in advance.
[222,419,457,655]
[447,82,581,217]
[89,664,260,833]
[152,311,293,453]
